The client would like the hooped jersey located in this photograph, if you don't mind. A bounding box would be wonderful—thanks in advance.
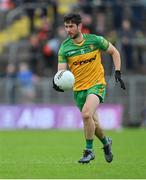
[58,34,109,91]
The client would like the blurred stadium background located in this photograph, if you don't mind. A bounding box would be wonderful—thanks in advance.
[0,0,146,129]
[1,0,146,179]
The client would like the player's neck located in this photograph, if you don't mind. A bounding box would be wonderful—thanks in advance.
[73,33,84,44]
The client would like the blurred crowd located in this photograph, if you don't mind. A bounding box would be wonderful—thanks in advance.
[0,0,146,79]
[0,0,146,124]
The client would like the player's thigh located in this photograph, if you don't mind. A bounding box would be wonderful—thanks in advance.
[82,84,106,115]
[82,94,100,116]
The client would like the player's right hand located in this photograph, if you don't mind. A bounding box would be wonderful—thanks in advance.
[53,79,64,92]
[115,70,126,90]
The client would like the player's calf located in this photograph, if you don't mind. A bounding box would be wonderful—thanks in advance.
[102,137,113,163]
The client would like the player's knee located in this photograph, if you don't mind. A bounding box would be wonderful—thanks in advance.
[82,109,92,121]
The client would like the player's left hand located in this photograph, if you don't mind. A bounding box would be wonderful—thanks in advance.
[53,79,64,92]
[115,70,126,90]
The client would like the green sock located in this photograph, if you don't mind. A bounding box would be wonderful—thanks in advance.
[86,139,93,150]
[101,137,108,145]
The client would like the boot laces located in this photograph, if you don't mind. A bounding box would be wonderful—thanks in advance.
[83,150,91,157]
[103,144,110,155]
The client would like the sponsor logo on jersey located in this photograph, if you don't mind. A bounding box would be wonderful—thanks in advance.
[73,55,96,66]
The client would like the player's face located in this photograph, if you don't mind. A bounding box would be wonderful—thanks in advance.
[64,22,81,39]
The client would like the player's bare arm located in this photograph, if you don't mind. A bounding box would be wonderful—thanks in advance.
[106,42,121,71]
[106,42,126,90]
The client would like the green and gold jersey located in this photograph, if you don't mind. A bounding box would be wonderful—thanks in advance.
[58,34,109,91]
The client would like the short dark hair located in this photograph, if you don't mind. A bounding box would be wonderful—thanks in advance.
[64,13,82,25]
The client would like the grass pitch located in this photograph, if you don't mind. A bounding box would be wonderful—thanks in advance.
[0,128,146,179]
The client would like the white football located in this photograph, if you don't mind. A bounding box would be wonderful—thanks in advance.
[54,70,75,91]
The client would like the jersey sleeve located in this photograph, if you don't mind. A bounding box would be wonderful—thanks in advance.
[95,36,109,51]
[58,44,67,63]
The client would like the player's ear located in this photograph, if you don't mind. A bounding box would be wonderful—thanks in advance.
[78,23,82,31]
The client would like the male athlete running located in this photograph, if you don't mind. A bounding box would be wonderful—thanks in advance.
[53,13,126,164]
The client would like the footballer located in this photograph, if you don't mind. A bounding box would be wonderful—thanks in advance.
[53,13,126,163]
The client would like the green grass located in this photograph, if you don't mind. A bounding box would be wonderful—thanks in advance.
[0,128,146,179]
